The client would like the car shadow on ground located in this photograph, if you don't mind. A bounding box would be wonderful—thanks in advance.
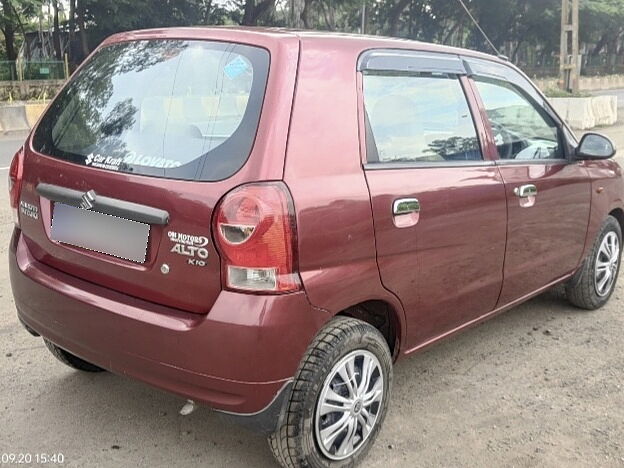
[32,287,593,467]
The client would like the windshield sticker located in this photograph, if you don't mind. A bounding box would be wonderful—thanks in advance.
[223,56,249,80]
[85,152,183,171]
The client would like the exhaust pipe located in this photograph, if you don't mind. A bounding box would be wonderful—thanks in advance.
[179,400,196,416]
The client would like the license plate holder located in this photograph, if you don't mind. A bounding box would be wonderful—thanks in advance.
[51,203,150,263]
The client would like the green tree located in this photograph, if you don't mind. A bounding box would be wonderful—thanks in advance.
[1,0,18,60]
[240,0,276,25]
[581,0,624,58]
[69,0,227,59]
[0,0,43,60]
[0,0,622,76]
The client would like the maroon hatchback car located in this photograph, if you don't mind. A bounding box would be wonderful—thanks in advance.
[9,27,623,467]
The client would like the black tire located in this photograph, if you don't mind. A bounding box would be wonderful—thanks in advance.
[44,339,105,372]
[566,215,622,310]
[268,317,393,468]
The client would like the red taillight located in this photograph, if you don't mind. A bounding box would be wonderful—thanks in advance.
[8,147,24,226]
[213,182,301,293]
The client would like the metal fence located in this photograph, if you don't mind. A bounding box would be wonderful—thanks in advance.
[522,65,560,79]
[522,55,624,78]
[582,55,624,76]
[0,60,67,81]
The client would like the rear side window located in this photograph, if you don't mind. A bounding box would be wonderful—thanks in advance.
[33,40,269,181]
[363,73,482,164]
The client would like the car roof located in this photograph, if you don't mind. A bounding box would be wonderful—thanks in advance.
[293,28,503,61]
[104,26,506,66]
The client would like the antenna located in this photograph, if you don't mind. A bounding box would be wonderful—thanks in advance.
[455,0,501,56]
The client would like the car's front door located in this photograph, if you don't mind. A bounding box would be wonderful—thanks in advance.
[360,50,507,350]
[466,57,591,305]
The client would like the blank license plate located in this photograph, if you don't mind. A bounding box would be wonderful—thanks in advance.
[51,203,150,263]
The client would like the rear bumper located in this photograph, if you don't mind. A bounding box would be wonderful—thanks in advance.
[9,229,328,429]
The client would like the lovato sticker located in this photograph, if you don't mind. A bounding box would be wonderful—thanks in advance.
[19,201,39,220]
[168,231,209,266]
[85,152,183,171]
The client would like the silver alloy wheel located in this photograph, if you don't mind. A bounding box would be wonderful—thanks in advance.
[595,231,620,297]
[314,349,384,461]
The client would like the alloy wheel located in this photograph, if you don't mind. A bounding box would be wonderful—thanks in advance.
[595,231,620,297]
[314,350,384,461]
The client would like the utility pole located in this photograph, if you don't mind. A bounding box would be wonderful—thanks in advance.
[559,0,580,93]
[360,0,366,34]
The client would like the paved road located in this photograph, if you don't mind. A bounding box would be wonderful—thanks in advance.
[1,126,624,468]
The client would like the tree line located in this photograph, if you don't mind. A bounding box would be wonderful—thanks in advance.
[1,0,624,72]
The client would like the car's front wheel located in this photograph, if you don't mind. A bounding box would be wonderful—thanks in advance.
[566,215,622,310]
[269,316,392,468]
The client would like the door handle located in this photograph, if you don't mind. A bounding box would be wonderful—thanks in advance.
[513,184,538,198]
[392,198,420,228]
[393,198,420,215]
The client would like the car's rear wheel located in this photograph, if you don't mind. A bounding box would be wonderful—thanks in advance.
[566,215,622,310]
[268,316,392,468]
[44,339,105,372]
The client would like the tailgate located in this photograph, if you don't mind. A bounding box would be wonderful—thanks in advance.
[19,152,223,313]
[16,31,299,314]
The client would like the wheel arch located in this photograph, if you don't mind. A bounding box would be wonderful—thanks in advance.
[608,207,624,234]
[336,299,404,361]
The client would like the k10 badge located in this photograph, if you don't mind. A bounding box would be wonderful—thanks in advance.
[168,231,209,266]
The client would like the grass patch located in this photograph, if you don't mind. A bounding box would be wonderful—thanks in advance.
[544,87,591,98]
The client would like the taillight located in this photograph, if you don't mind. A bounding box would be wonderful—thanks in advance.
[213,182,301,293]
[8,147,24,226]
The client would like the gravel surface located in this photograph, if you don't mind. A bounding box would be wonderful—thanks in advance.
[1,124,623,467]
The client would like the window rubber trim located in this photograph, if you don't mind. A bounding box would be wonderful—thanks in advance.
[494,158,572,166]
[364,160,496,170]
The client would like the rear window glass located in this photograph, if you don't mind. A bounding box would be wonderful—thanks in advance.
[33,40,269,181]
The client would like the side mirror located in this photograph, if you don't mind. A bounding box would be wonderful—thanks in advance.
[576,133,616,160]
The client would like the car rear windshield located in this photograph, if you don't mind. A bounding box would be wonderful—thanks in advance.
[32,39,269,181]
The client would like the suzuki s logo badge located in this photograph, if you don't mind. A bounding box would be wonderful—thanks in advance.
[80,190,97,210]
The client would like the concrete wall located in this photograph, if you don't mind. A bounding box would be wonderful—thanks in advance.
[0,75,620,134]
[0,97,616,133]
[0,79,64,101]
[534,74,624,93]
[23,102,48,127]
[0,101,49,133]
[548,95,618,130]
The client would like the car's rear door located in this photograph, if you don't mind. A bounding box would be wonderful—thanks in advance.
[360,50,507,350]
[465,57,591,305]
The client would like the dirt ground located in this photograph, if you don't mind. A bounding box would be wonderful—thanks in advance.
[1,124,624,468]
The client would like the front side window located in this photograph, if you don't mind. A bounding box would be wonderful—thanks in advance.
[33,40,270,181]
[363,73,482,164]
[474,78,563,160]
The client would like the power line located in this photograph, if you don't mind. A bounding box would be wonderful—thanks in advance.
[455,0,501,56]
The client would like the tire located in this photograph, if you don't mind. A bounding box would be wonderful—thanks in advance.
[44,339,105,372]
[566,215,622,310]
[268,317,393,468]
